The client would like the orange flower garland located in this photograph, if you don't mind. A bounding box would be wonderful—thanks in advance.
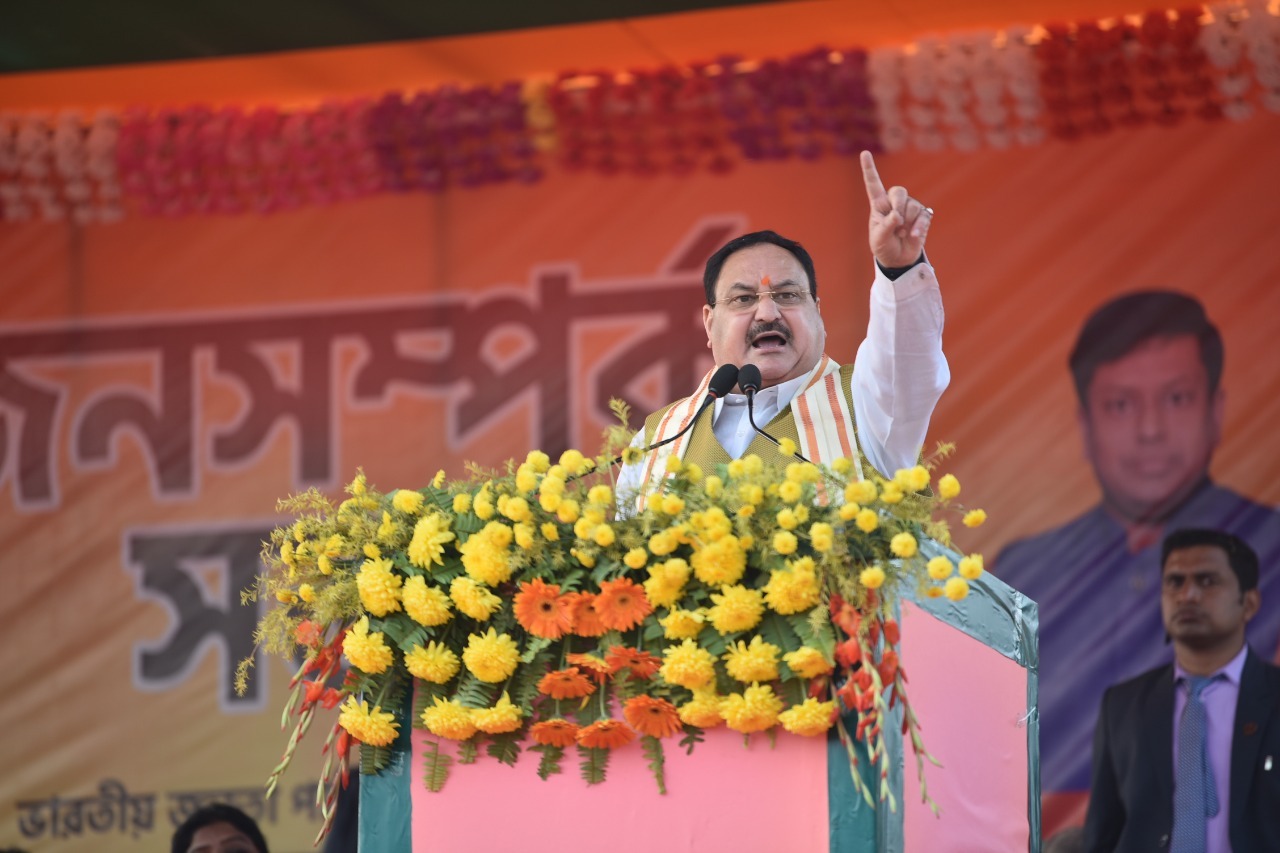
[537,667,596,700]
[530,719,580,748]
[623,696,683,739]
[576,719,636,750]
[513,578,572,639]
[594,577,652,631]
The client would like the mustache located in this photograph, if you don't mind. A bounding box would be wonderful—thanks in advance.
[746,320,792,345]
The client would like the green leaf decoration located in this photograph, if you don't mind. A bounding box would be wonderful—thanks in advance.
[397,624,429,654]
[511,646,555,710]
[530,743,565,780]
[486,732,523,766]
[521,635,552,663]
[359,742,393,775]
[421,739,453,792]
[758,611,802,654]
[641,735,667,795]
[578,745,610,785]
[796,607,837,659]
[412,681,451,727]
[453,673,497,709]
[678,724,705,755]
[456,739,479,765]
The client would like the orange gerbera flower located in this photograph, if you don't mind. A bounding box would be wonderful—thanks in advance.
[530,719,580,748]
[576,719,636,750]
[537,667,596,700]
[513,578,572,639]
[594,578,653,632]
[605,645,662,680]
[566,592,607,637]
[565,653,612,683]
[623,695,683,739]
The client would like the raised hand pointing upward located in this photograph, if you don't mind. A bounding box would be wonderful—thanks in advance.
[861,150,934,269]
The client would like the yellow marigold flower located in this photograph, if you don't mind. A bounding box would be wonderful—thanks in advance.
[523,450,550,472]
[836,503,858,522]
[963,509,988,528]
[408,512,455,568]
[945,576,970,601]
[684,462,703,483]
[621,446,644,465]
[362,542,381,560]
[776,507,799,530]
[622,547,648,570]
[778,436,798,457]
[558,448,586,473]
[937,473,961,500]
[855,508,879,533]
[660,608,706,640]
[460,522,514,586]
[591,524,616,548]
[879,482,904,504]
[540,522,560,542]
[726,459,745,479]
[708,585,764,633]
[556,499,581,524]
[421,697,477,741]
[893,465,930,493]
[678,690,724,728]
[742,454,764,475]
[741,484,764,506]
[539,491,562,513]
[453,493,472,514]
[703,475,724,499]
[473,490,495,520]
[724,636,781,683]
[402,576,452,627]
[664,455,683,474]
[784,647,835,679]
[432,469,447,488]
[691,535,746,587]
[276,589,298,604]
[583,507,606,525]
[540,476,565,498]
[779,698,837,737]
[344,617,393,674]
[926,556,954,581]
[793,504,809,523]
[778,480,803,503]
[405,641,460,683]
[357,557,403,617]
[648,529,678,556]
[890,532,918,558]
[809,522,835,553]
[317,554,334,576]
[515,465,539,494]
[393,489,425,514]
[449,577,502,621]
[831,457,853,475]
[860,566,886,589]
[959,554,985,580]
[512,522,534,550]
[376,511,400,543]
[462,628,520,683]
[737,504,756,518]
[279,540,296,568]
[721,683,783,733]
[349,472,368,496]
[644,576,683,609]
[503,496,533,524]
[338,696,399,747]
[660,493,686,515]
[691,507,733,542]
[571,548,596,568]
[472,692,523,734]
[764,560,821,615]
[298,583,315,603]
[587,484,612,506]
[573,517,594,540]
[659,639,717,690]
[845,480,878,505]
[772,530,798,556]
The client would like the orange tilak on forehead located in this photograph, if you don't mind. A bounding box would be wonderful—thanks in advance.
[760,275,771,288]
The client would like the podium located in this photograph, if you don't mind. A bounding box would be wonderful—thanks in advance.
[357,541,1041,852]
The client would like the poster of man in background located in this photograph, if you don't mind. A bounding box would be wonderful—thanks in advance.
[995,290,1280,826]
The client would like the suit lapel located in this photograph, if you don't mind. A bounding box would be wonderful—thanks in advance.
[1229,650,1278,829]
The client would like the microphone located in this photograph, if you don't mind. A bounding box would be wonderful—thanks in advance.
[589,364,740,476]
[739,363,811,463]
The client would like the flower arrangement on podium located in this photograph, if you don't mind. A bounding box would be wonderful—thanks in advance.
[240,411,987,841]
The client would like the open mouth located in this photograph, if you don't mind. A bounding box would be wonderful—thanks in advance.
[749,324,791,352]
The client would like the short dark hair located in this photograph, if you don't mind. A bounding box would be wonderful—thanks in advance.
[171,804,269,853]
[1068,290,1223,406]
[1161,528,1259,593]
[702,230,817,305]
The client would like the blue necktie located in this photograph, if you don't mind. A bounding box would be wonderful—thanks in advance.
[1171,675,1220,853]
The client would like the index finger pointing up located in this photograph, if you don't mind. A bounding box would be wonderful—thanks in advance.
[860,150,889,213]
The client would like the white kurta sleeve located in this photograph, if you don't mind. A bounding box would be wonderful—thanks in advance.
[850,261,949,478]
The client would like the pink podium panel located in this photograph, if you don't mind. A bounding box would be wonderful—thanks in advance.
[410,727,830,853]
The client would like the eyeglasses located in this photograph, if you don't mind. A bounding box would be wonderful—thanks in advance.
[710,288,811,312]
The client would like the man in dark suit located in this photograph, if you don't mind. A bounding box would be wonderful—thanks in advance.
[1084,529,1280,852]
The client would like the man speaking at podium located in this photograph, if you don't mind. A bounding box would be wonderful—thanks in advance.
[617,151,949,503]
